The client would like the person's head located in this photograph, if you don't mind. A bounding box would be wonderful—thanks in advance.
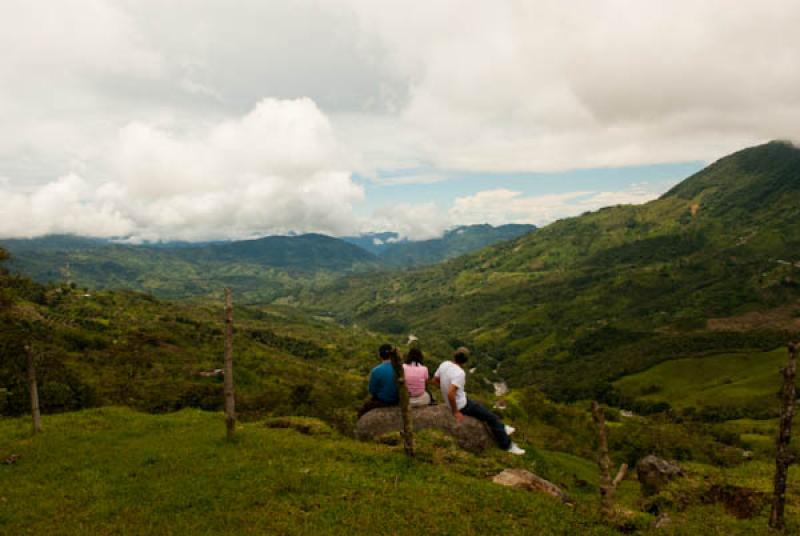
[379,343,394,361]
[453,346,470,365]
[406,347,424,365]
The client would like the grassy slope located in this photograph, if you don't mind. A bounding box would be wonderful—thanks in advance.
[0,408,612,536]
[614,348,792,413]
[2,408,797,535]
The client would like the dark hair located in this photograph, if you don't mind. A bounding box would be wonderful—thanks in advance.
[453,346,470,364]
[379,344,394,360]
[406,347,424,365]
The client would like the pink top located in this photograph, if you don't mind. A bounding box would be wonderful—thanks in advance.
[403,363,429,397]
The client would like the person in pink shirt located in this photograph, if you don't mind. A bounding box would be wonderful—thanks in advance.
[403,347,433,406]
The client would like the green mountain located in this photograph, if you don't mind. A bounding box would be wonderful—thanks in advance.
[306,141,800,403]
[1,226,537,303]
[1,233,382,304]
[343,224,536,267]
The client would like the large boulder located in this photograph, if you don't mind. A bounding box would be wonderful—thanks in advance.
[636,455,685,496]
[355,404,495,452]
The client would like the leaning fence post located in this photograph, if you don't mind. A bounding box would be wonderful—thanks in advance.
[591,401,627,519]
[389,348,414,457]
[769,342,798,530]
[25,344,42,435]
[223,288,236,439]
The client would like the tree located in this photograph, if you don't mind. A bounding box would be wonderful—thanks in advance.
[223,288,236,439]
[25,344,42,434]
[769,342,798,530]
[591,401,627,519]
[389,348,414,457]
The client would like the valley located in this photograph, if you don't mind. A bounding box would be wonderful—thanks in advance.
[2,141,800,533]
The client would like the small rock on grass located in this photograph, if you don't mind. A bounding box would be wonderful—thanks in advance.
[637,455,684,496]
[491,468,572,504]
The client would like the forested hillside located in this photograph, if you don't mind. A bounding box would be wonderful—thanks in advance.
[0,250,394,428]
[306,141,800,403]
[1,226,537,303]
[1,234,382,304]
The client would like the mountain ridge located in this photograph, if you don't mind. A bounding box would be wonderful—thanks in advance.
[304,141,800,400]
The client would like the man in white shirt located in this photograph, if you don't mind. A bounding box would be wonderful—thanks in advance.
[433,347,525,455]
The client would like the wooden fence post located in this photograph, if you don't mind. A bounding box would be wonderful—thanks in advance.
[223,288,236,439]
[591,401,628,519]
[769,342,798,530]
[389,348,414,457]
[25,344,42,435]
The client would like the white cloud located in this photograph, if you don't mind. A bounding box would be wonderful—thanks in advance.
[2,1,799,240]
[332,0,800,172]
[364,202,452,241]
[0,174,135,238]
[1,99,364,241]
[449,184,663,227]
[362,182,663,240]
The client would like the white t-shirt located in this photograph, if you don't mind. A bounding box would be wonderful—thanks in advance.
[434,360,467,411]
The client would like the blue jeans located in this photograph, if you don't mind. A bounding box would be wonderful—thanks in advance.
[462,399,511,450]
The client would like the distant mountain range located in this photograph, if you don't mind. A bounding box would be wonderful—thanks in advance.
[0,224,536,303]
[1,233,380,303]
[342,224,536,267]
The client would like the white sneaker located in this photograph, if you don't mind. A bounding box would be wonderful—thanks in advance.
[505,425,515,436]
[506,442,525,455]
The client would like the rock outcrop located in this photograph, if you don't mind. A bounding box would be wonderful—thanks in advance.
[491,469,572,503]
[355,404,494,452]
[636,455,685,496]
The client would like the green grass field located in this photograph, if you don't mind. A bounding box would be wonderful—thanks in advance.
[0,408,615,535]
[2,408,797,535]
[613,348,791,413]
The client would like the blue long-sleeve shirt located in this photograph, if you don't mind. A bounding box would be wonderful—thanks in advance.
[368,361,398,403]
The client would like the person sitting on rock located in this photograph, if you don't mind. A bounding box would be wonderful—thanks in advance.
[433,347,525,455]
[403,347,433,407]
[357,344,399,417]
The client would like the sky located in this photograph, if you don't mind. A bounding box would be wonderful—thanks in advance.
[0,0,798,241]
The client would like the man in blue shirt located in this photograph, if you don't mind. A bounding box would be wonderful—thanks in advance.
[357,344,399,417]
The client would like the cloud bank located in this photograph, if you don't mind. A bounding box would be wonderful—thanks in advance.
[1,1,799,240]
[2,99,363,241]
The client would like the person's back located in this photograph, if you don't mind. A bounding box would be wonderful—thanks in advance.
[434,360,467,410]
[369,360,398,403]
[403,347,432,406]
[434,347,525,456]
[403,363,428,397]
[357,344,401,418]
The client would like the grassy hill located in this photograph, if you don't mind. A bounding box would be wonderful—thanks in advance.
[613,347,795,419]
[305,141,800,403]
[2,407,797,534]
[1,234,382,304]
